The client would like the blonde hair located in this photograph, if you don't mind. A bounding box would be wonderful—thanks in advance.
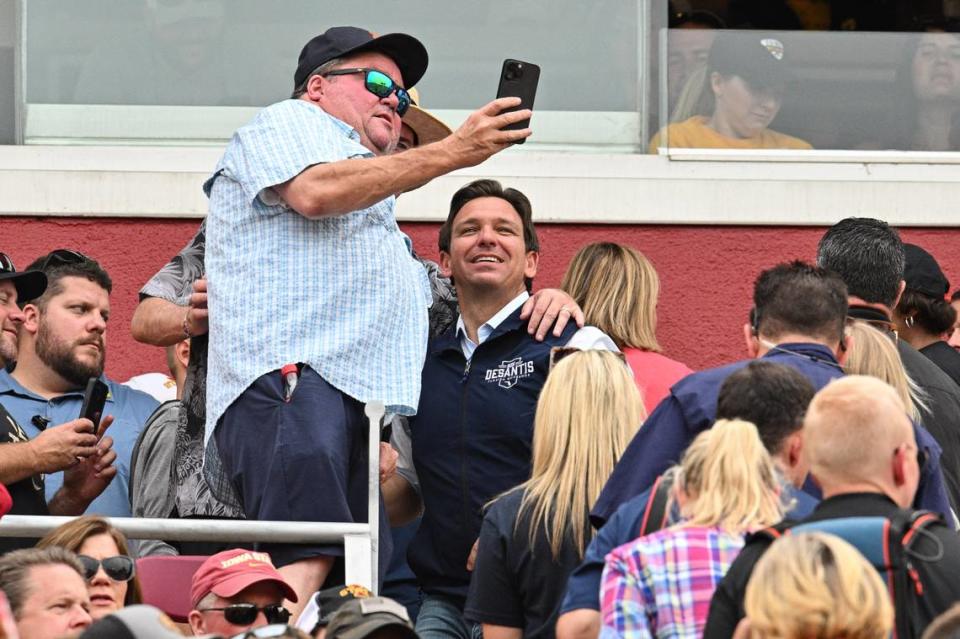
[844,320,927,421]
[669,65,712,123]
[672,419,784,533]
[560,242,661,351]
[745,532,893,639]
[515,350,644,559]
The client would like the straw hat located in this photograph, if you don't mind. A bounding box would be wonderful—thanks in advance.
[403,88,452,146]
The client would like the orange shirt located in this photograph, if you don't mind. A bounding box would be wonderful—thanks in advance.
[649,116,813,153]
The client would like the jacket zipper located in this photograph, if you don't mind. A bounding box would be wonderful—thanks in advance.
[459,357,472,548]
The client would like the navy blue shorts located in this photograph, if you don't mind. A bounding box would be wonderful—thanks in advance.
[214,366,384,568]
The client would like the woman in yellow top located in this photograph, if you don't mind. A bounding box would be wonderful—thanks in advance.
[650,32,812,152]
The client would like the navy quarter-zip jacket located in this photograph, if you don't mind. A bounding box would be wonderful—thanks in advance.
[408,307,579,608]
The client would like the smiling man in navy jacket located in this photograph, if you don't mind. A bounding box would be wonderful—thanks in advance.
[403,179,616,639]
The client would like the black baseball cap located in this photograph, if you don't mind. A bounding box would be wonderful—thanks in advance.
[904,243,950,299]
[294,26,428,91]
[0,252,46,302]
[709,32,792,89]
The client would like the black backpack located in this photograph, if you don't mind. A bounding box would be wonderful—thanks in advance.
[753,510,943,639]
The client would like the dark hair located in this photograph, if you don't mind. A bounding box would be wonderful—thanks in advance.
[952,289,960,303]
[439,179,539,292]
[887,32,960,151]
[753,261,848,344]
[897,288,957,335]
[817,218,904,307]
[25,251,112,310]
[717,361,815,454]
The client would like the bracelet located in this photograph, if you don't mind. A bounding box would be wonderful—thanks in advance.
[182,308,193,338]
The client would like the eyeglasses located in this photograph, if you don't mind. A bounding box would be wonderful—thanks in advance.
[77,555,135,582]
[323,68,411,116]
[198,603,291,626]
[37,249,90,271]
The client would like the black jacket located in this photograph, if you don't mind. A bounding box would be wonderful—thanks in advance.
[899,340,960,514]
[704,493,960,639]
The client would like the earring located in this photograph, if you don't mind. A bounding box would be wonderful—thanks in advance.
[905,316,915,328]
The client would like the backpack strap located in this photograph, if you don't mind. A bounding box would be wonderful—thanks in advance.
[639,474,674,537]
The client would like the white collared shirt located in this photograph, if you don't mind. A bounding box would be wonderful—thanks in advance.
[455,291,618,359]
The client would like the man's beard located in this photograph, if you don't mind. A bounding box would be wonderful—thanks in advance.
[0,331,16,367]
[35,319,105,388]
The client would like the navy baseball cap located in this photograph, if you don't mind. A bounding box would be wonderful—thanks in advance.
[294,26,428,91]
[709,32,793,89]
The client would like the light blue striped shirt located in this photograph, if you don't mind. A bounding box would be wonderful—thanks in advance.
[204,99,431,444]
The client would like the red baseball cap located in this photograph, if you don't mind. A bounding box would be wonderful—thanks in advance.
[190,549,298,608]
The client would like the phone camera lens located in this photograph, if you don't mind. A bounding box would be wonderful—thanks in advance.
[505,62,524,81]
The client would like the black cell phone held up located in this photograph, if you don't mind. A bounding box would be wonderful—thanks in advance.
[496,59,540,143]
[79,378,108,429]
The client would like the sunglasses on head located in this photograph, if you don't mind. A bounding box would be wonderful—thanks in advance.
[77,555,135,582]
[323,68,411,116]
[199,603,291,626]
[38,249,90,271]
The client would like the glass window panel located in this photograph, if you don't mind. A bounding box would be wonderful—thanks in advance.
[656,28,960,154]
[22,0,647,150]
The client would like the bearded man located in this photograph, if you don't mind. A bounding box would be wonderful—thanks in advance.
[0,250,157,516]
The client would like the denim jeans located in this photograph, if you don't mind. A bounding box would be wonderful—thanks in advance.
[415,595,482,639]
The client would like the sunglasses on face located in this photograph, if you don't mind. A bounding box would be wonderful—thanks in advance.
[38,249,90,271]
[198,603,291,626]
[322,68,411,116]
[77,555,135,582]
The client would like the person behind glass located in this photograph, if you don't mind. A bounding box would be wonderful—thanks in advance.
[649,32,812,152]
[600,419,785,639]
[734,533,893,639]
[886,30,960,151]
[35,515,142,622]
[894,244,960,388]
[664,4,722,116]
[464,350,643,639]
[560,242,693,414]
[0,546,93,639]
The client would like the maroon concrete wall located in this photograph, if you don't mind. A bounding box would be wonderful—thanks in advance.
[5,216,960,381]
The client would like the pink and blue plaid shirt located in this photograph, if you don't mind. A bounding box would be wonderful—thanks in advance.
[600,526,745,639]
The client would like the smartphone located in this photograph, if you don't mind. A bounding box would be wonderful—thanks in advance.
[79,378,108,429]
[496,59,540,142]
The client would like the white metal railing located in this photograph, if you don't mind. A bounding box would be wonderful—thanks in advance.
[0,401,386,593]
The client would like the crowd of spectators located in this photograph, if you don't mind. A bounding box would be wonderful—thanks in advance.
[3,20,960,639]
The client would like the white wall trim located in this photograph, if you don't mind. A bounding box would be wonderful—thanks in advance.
[2,144,959,226]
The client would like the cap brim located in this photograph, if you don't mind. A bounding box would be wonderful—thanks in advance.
[343,618,419,639]
[0,270,46,302]
[210,574,298,604]
[341,32,429,88]
[403,105,452,146]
